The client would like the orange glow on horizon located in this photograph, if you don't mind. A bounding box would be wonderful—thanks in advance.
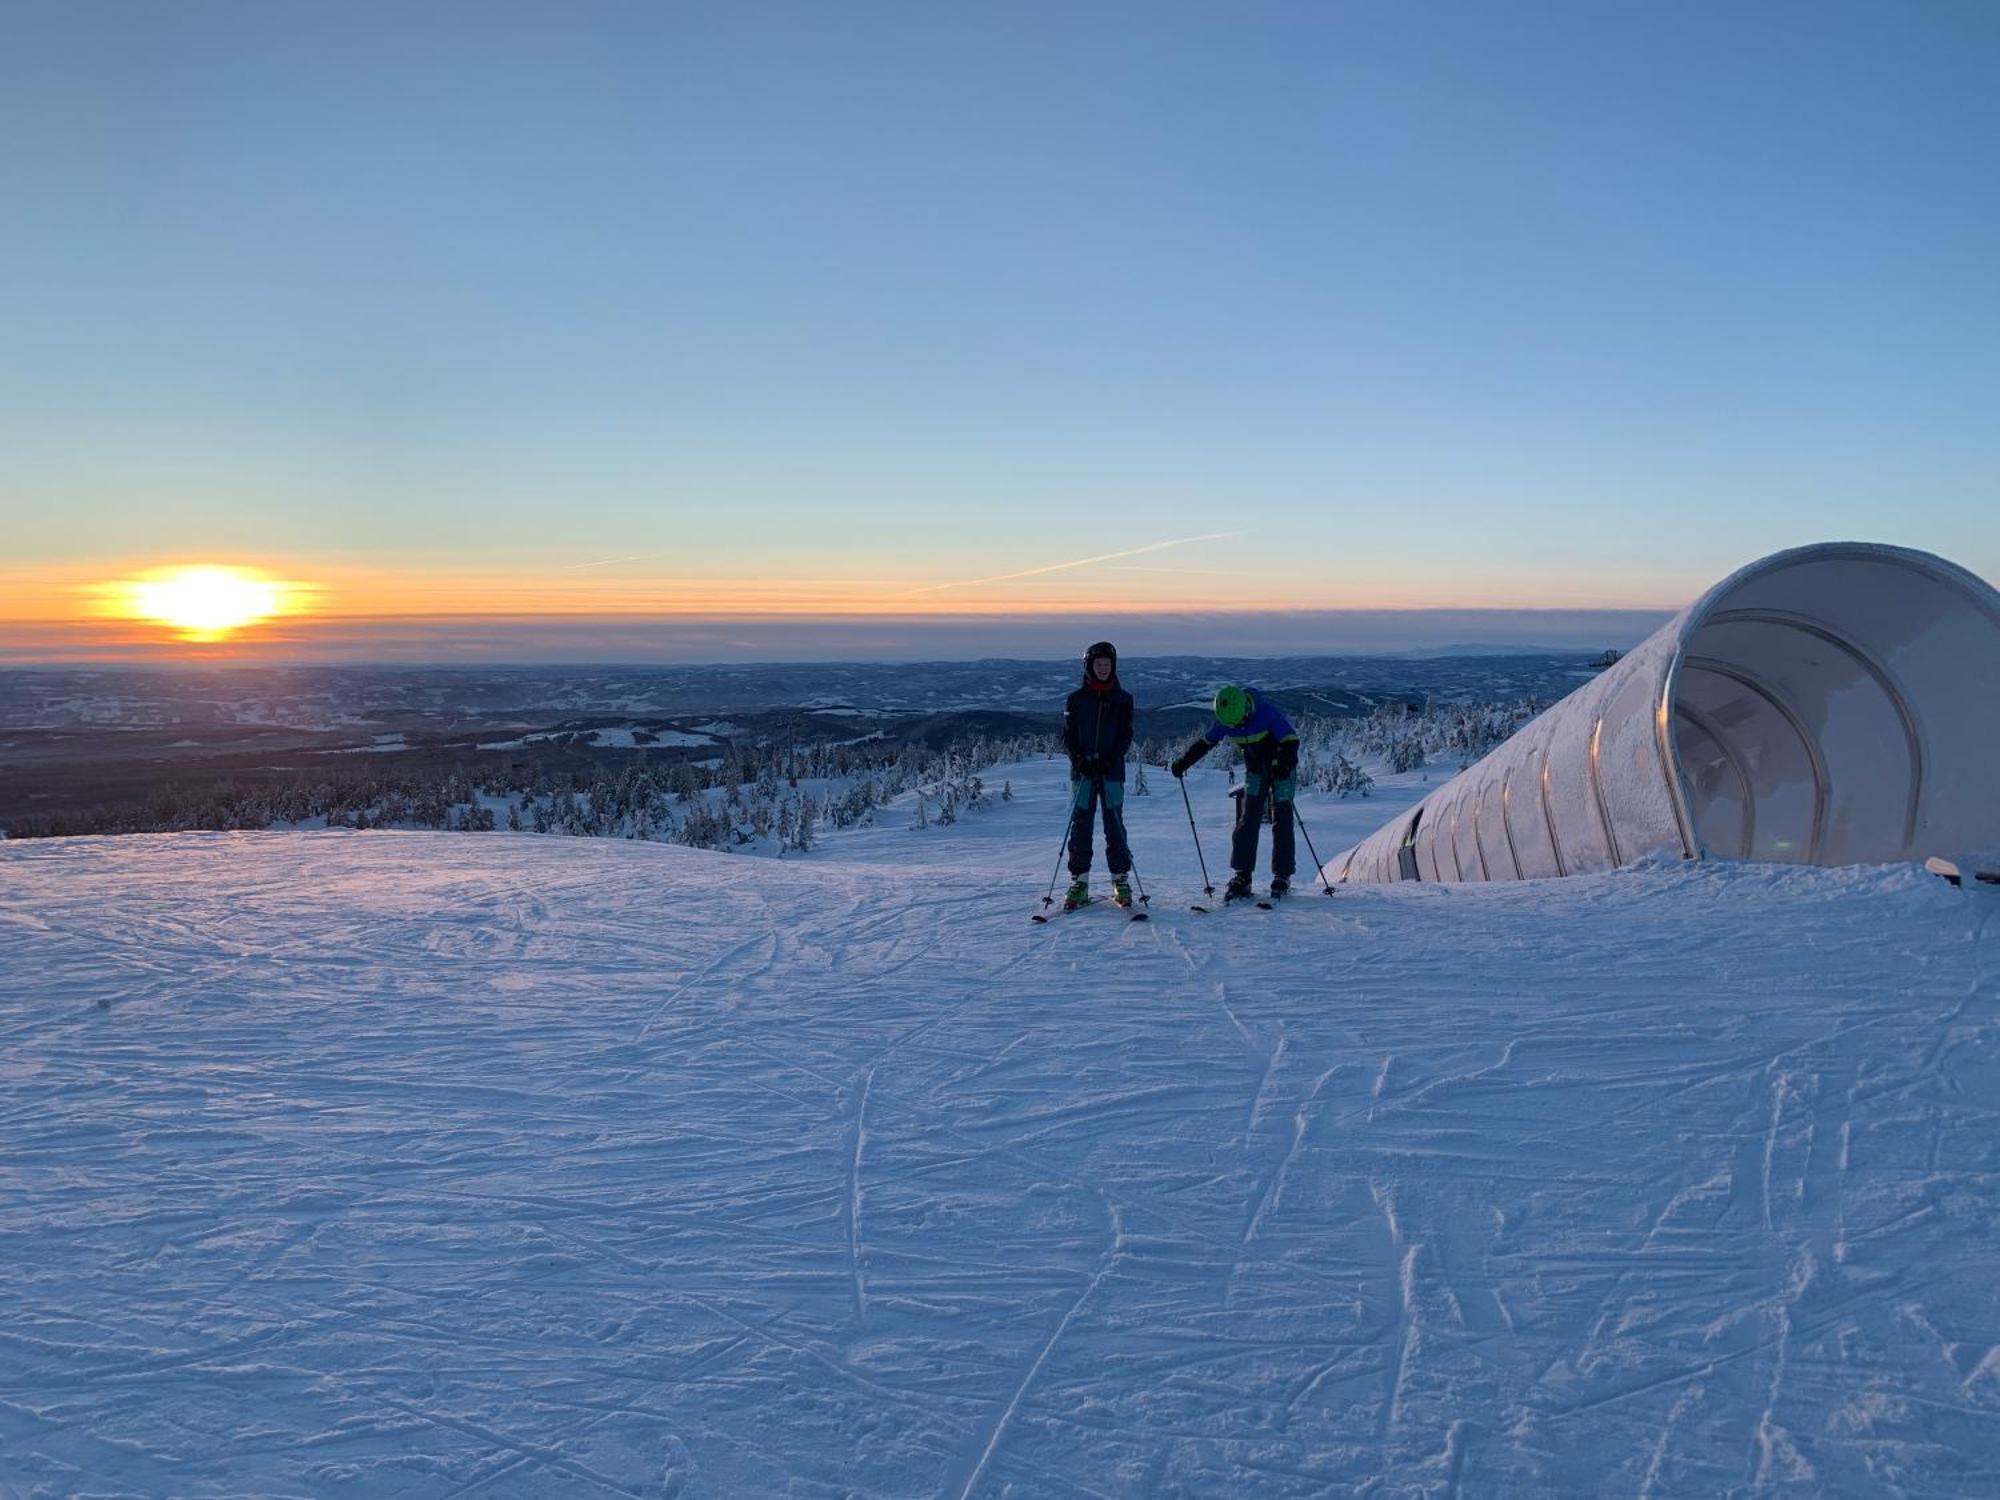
[0,551,1694,666]
[92,564,312,643]
[0,554,1690,646]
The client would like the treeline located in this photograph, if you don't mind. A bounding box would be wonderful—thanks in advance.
[1135,697,1549,799]
[1337,698,1549,774]
[4,699,1546,846]
[2,734,1044,850]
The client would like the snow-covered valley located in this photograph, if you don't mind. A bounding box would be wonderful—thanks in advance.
[3,757,1997,1497]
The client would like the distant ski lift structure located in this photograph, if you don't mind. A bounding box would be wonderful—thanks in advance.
[1330,543,2000,885]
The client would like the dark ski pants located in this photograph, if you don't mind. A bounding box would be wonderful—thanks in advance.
[1068,777,1131,877]
[1230,740,1298,879]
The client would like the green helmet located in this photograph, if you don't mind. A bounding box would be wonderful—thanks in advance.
[1213,684,1250,728]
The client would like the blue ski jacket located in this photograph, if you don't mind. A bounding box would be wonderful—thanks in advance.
[1200,691,1297,748]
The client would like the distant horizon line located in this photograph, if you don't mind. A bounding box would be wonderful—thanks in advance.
[0,642,1635,674]
[0,604,1688,624]
[0,604,1676,668]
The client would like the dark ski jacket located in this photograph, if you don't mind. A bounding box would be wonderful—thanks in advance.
[1063,654,1134,781]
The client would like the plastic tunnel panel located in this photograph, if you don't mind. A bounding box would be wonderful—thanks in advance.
[1329,543,2000,884]
[1503,763,1562,880]
[1542,670,1622,876]
[1476,784,1518,881]
[1595,666,1686,862]
[1415,812,1445,883]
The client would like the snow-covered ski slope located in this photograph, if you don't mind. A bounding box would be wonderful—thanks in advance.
[3,757,1998,1498]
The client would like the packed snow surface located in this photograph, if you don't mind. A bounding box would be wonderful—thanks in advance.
[2,757,1997,1497]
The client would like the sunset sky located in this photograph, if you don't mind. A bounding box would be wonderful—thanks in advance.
[3,2,1995,662]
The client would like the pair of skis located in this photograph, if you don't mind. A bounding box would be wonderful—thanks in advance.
[1032,894,1149,924]
[1033,781,1153,923]
[1174,779,1338,914]
[1190,884,1289,914]
[1033,882,1335,921]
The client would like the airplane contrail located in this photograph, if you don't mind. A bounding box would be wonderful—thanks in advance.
[899,533,1238,596]
[563,550,676,571]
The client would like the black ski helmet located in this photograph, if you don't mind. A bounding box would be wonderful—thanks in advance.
[1084,640,1118,680]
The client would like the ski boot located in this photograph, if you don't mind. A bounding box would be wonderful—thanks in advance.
[1267,877,1291,901]
[1111,875,1134,909]
[1223,871,1256,904]
[1063,876,1091,912]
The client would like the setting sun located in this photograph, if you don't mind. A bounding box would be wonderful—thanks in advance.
[107,565,299,642]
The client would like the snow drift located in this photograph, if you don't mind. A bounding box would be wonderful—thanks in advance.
[1332,542,2000,885]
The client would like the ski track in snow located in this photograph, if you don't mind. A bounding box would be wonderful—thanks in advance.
[2,754,1999,1497]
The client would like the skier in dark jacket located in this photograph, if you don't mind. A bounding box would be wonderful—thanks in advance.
[1061,641,1136,909]
[1170,684,1299,902]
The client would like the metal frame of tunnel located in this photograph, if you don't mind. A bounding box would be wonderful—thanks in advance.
[1678,655,1831,864]
[1701,606,1926,849]
[1671,699,1757,859]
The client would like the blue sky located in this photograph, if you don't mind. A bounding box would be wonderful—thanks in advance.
[1,0,1995,659]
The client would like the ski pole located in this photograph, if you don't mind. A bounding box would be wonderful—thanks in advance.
[1039,795,1076,911]
[1178,773,1214,897]
[1291,801,1337,895]
[1113,783,1150,909]
[1125,851,1150,907]
[1090,776,1151,914]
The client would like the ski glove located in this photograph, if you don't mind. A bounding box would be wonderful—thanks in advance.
[1169,754,1193,779]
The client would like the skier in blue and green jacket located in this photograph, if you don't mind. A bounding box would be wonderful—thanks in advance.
[1060,641,1135,909]
[1170,684,1299,901]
